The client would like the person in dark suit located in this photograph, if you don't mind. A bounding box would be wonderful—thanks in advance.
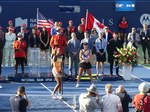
[0,38,4,79]
[29,28,40,48]
[109,32,122,77]
[103,26,113,63]
[19,26,29,66]
[140,24,150,64]
[67,33,80,78]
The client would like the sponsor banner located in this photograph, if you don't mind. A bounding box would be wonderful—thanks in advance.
[0,1,150,34]
[20,77,55,82]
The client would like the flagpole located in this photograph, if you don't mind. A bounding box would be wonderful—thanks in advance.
[85,9,88,31]
[37,8,39,28]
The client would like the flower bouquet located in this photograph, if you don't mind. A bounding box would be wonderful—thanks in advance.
[114,45,139,67]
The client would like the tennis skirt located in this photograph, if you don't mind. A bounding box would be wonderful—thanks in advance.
[79,62,92,69]
[52,68,62,77]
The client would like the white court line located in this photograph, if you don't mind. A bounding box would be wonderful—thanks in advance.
[40,83,78,112]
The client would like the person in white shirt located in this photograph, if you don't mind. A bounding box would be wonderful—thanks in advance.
[4,28,16,66]
[101,84,123,112]
[95,32,107,76]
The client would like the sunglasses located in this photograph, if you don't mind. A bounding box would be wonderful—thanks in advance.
[105,28,109,29]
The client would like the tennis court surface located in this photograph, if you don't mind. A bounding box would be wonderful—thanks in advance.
[0,65,150,112]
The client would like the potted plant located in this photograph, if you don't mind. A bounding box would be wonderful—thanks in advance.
[114,45,139,80]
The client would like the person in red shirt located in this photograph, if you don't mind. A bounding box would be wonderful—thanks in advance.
[58,22,65,36]
[13,33,26,76]
[68,20,76,33]
[50,27,67,59]
[132,82,150,112]
[6,20,16,33]
[119,17,128,44]
[79,18,86,32]
[22,24,29,34]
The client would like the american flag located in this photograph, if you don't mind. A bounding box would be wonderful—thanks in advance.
[37,11,54,29]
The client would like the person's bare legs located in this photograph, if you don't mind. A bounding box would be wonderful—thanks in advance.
[52,76,61,95]
[87,68,94,83]
[101,62,104,74]
[96,61,100,75]
[77,67,84,83]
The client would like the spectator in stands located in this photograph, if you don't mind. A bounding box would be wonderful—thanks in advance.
[101,84,123,112]
[118,32,124,48]
[103,26,113,63]
[140,24,150,64]
[30,28,40,48]
[116,85,132,112]
[29,28,40,66]
[13,33,26,76]
[127,27,140,49]
[80,32,93,50]
[58,22,65,36]
[95,32,106,76]
[64,27,71,65]
[119,17,128,44]
[0,38,4,89]
[0,26,4,41]
[51,48,63,100]
[34,24,40,37]
[132,82,150,112]
[76,25,84,42]
[79,18,86,32]
[22,24,29,34]
[90,28,98,65]
[6,20,16,33]
[109,32,122,77]
[10,86,30,112]
[68,20,76,33]
[40,26,49,52]
[20,26,29,66]
[51,22,59,36]
[67,33,80,79]
[5,28,16,66]
[76,42,94,87]
[79,85,101,112]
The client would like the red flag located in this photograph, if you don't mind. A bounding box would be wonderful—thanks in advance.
[85,11,112,33]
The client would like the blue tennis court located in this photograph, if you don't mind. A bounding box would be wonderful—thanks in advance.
[0,65,150,112]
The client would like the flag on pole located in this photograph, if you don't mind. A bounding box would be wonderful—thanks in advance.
[37,9,54,29]
[85,11,112,33]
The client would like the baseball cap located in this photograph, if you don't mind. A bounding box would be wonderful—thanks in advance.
[138,82,149,93]
[18,86,25,93]
[69,20,73,23]
[122,17,126,19]
[34,24,37,27]
[22,24,26,27]
[58,22,63,25]
[81,18,85,21]
[8,20,13,23]
[83,42,88,45]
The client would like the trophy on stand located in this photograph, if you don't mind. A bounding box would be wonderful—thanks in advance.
[29,48,40,77]
[39,51,51,77]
